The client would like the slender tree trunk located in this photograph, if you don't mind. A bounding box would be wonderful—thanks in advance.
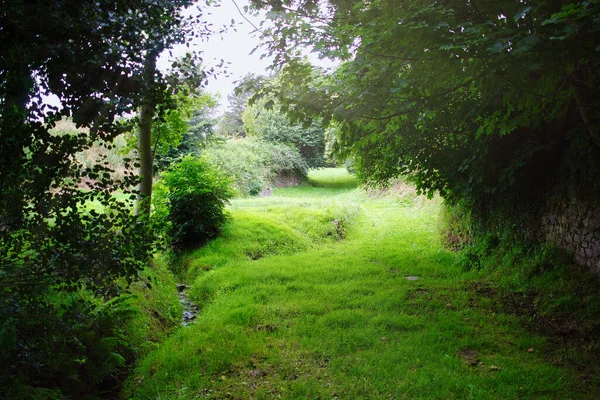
[135,49,159,219]
[136,100,155,219]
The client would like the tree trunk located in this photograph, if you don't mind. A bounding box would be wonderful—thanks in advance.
[135,50,159,219]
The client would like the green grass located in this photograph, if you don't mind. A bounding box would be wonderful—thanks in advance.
[124,168,599,399]
[126,255,185,347]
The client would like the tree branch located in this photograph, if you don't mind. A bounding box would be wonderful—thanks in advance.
[359,74,484,122]
[231,0,265,35]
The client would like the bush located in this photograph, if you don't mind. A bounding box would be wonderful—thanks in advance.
[0,260,184,399]
[157,156,234,248]
[0,289,142,398]
[439,201,474,251]
[203,138,308,196]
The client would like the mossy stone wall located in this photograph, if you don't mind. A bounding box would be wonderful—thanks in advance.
[542,196,600,275]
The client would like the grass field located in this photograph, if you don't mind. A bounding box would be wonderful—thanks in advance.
[124,169,598,399]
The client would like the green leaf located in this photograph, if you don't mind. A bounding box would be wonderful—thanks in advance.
[514,35,539,54]
[487,41,509,53]
[514,6,532,23]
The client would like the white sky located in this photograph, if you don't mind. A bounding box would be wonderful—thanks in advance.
[44,0,334,115]
[43,1,271,114]
[158,0,274,113]
[160,0,338,114]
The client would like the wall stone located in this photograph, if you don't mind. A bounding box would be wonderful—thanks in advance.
[274,170,304,188]
[541,196,600,276]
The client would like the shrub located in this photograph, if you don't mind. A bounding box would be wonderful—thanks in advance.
[203,138,308,196]
[158,156,234,248]
[438,201,474,251]
[0,289,143,398]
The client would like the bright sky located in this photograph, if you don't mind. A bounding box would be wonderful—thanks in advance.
[45,1,333,115]
[158,0,273,113]
[161,0,338,114]
[42,1,271,113]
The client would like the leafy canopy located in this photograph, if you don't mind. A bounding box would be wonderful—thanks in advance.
[0,0,212,395]
[249,0,600,206]
[243,94,327,168]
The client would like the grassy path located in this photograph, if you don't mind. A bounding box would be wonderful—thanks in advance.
[125,169,596,399]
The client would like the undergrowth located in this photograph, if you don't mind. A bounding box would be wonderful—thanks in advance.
[439,198,600,393]
[457,232,600,389]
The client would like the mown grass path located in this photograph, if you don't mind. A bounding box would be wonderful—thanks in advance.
[126,169,597,399]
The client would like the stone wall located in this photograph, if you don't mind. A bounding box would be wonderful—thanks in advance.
[274,170,304,188]
[541,196,600,275]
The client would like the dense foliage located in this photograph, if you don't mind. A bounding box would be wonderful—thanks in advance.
[155,156,234,248]
[204,138,309,196]
[250,0,600,239]
[217,73,262,138]
[244,96,327,168]
[0,0,205,395]
[152,89,219,172]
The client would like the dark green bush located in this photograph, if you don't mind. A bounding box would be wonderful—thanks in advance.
[0,186,155,397]
[0,290,143,398]
[158,156,234,248]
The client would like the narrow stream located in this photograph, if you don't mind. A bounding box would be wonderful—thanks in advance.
[176,283,199,326]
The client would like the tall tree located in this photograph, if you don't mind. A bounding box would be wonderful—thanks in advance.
[250,0,600,206]
[137,49,161,218]
[153,86,219,171]
[130,5,211,218]
[243,95,327,168]
[218,73,263,138]
[0,0,213,394]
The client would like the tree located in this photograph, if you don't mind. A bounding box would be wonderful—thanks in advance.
[243,95,327,168]
[204,137,309,195]
[0,0,212,394]
[250,0,599,223]
[154,89,219,171]
[218,73,264,138]
[218,89,252,138]
[133,13,211,219]
[0,0,162,283]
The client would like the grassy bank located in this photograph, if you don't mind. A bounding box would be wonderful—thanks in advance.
[124,169,599,399]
